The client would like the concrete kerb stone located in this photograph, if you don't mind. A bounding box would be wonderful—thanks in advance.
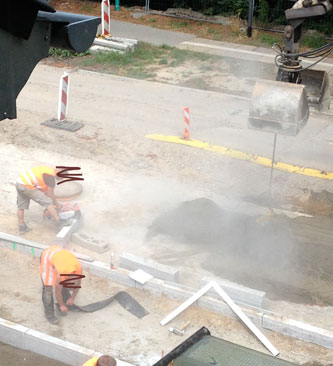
[0,318,29,349]
[120,252,180,282]
[262,314,333,349]
[2,235,333,350]
[55,217,82,246]
[0,239,43,258]
[0,317,134,366]
[163,282,197,302]
[201,276,266,308]
[25,328,96,365]
[0,235,94,262]
[93,38,132,52]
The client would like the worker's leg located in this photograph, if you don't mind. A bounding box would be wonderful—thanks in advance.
[15,183,31,234]
[42,284,59,324]
[17,209,25,225]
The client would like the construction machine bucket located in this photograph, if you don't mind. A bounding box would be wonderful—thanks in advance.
[302,69,330,112]
[248,80,309,136]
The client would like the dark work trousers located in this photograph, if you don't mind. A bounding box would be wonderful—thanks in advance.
[40,254,71,319]
[41,282,72,319]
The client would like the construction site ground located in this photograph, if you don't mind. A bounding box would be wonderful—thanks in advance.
[0,13,333,366]
[1,247,333,366]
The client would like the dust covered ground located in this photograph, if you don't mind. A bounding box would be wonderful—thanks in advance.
[0,342,68,366]
[0,64,332,364]
[1,247,333,366]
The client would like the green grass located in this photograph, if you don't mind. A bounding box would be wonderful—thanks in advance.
[49,48,74,59]
[169,48,212,67]
[49,48,90,59]
[82,43,165,68]
[169,20,190,29]
[302,33,328,49]
[159,58,168,65]
[260,33,280,46]
[126,68,155,79]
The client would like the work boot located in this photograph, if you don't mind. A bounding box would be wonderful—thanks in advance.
[47,315,60,325]
[19,223,30,235]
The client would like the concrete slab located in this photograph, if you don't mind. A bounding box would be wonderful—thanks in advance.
[120,252,180,282]
[262,314,333,349]
[25,328,96,365]
[201,276,266,308]
[0,318,28,349]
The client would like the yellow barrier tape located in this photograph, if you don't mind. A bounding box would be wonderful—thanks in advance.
[146,134,333,180]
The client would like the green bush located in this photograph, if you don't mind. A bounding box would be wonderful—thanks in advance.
[257,0,270,24]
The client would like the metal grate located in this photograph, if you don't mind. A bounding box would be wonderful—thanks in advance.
[174,336,296,366]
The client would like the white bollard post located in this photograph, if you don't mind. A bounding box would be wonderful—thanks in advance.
[101,0,111,36]
[58,72,70,122]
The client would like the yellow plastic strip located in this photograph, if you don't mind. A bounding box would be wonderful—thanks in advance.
[146,134,333,180]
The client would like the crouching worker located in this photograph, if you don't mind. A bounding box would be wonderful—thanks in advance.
[16,166,70,234]
[83,355,117,366]
[40,245,83,325]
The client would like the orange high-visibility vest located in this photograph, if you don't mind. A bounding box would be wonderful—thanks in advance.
[17,166,55,192]
[40,245,82,287]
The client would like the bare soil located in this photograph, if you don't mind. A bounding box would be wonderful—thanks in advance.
[0,342,68,366]
[0,62,332,365]
[1,247,333,365]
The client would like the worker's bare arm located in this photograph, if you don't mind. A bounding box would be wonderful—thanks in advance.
[55,276,67,312]
[46,187,62,209]
[66,279,81,306]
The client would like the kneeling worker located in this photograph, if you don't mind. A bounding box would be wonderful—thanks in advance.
[83,355,117,366]
[40,245,83,324]
[16,165,69,234]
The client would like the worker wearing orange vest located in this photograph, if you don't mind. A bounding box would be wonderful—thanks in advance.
[16,166,68,234]
[83,355,117,366]
[40,245,82,324]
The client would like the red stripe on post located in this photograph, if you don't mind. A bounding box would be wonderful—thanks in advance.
[183,107,190,140]
[61,91,67,105]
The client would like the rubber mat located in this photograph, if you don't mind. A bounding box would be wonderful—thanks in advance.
[41,119,84,132]
[59,291,148,319]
